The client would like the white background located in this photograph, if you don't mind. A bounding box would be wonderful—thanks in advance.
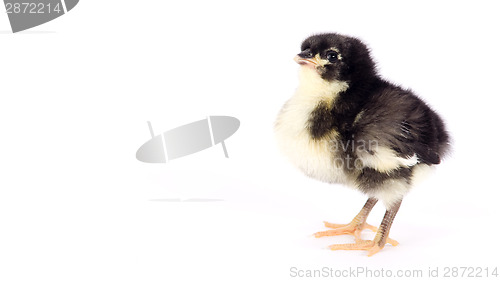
[1,0,499,280]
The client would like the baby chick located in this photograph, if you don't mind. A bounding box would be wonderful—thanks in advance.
[275,33,450,256]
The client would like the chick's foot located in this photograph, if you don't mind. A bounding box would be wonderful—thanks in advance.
[328,239,383,257]
[314,221,398,248]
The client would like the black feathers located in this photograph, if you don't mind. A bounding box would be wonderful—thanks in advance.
[350,83,449,165]
[309,101,335,139]
[301,33,377,84]
[302,33,450,189]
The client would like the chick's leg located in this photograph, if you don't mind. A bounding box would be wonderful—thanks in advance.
[314,197,379,242]
[329,199,402,256]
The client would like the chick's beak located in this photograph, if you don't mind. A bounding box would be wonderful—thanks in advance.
[294,54,320,67]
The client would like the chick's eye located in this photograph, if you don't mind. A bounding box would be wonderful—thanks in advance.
[327,51,339,63]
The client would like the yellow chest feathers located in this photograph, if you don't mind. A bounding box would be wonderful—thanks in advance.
[274,67,349,184]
